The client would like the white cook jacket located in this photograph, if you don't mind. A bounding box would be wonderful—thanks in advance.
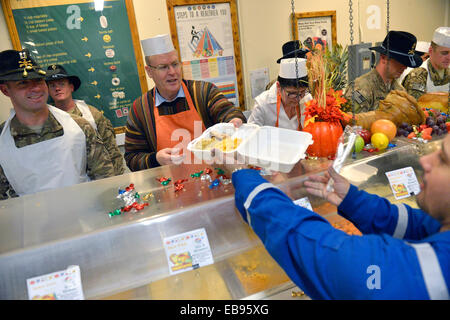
[0,105,89,196]
[74,99,97,131]
[248,82,312,130]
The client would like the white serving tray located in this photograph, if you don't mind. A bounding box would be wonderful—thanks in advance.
[187,123,313,173]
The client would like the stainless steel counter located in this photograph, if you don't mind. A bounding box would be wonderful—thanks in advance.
[0,137,442,300]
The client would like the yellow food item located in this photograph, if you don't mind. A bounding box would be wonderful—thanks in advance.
[214,137,242,152]
[195,137,217,150]
[371,132,389,150]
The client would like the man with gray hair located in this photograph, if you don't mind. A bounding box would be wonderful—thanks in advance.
[125,34,245,171]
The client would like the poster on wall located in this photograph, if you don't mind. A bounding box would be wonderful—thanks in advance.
[1,0,148,131]
[292,11,337,52]
[167,0,244,109]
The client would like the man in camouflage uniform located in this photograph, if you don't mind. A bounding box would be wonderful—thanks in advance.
[46,65,125,175]
[402,27,450,100]
[0,49,115,200]
[344,31,422,113]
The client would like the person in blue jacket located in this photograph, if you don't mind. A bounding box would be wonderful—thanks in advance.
[231,133,450,300]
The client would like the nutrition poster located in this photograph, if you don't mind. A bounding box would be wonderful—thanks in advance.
[3,0,147,129]
[163,228,214,275]
[167,0,244,108]
[293,11,337,52]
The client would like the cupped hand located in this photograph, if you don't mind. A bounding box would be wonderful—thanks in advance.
[156,147,185,166]
[303,165,350,207]
[228,117,243,128]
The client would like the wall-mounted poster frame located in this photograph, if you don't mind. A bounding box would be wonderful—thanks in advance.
[166,0,244,110]
[292,10,337,52]
[1,0,148,133]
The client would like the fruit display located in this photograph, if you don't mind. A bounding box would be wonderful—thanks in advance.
[353,135,365,153]
[370,119,397,141]
[397,109,449,141]
[356,128,372,144]
[371,132,389,150]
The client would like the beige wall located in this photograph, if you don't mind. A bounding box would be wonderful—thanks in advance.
[0,0,448,123]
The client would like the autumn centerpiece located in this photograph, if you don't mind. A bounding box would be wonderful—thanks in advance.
[303,43,349,158]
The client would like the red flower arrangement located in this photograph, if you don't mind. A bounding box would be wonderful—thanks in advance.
[302,44,351,158]
[304,88,347,124]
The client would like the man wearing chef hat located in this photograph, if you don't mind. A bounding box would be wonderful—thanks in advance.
[248,58,312,131]
[125,34,246,171]
[402,27,450,100]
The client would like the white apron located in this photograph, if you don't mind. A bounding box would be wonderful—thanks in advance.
[74,99,97,131]
[424,59,450,93]
[0,105,89,196]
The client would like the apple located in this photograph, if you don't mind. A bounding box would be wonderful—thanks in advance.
[356,128,371,145]
[354,135,365,153]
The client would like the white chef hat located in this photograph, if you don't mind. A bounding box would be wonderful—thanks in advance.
[141,34,175,56]
[278,58,308,79]
[415,41,430,54]
[432,27,450,48]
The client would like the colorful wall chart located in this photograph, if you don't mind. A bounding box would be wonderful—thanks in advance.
[168,1,243,108]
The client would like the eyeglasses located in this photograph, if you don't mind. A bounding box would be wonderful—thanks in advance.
[283,88,309,99]
[148,62,181,72]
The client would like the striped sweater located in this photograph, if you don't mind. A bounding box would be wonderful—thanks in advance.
[125,79,246,171]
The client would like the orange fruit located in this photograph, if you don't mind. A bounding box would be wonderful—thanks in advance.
[371,119,397,141]
[371,132,389,150]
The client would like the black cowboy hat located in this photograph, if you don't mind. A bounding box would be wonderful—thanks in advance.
[45,64,81,91]
[276,40,309,63]
[0,49,46,83]
[369,31,423,68]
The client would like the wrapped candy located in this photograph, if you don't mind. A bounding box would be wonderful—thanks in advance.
[190,171,204,178]
[156,177,172,186]
[209,179,221,189]
[108,183,149,217]
[174,179,188,193]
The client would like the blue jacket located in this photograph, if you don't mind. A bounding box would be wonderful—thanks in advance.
[232,169,450,300]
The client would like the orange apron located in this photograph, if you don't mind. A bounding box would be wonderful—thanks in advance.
[275,89,302,131]
[153,82,206,163]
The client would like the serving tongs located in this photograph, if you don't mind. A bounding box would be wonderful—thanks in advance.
[326,126,358,192]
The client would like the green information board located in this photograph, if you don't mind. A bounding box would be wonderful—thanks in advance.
[2,0,147,129]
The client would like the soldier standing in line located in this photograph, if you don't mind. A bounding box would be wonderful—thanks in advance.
[0,49,115,200]
[45,64,125,175]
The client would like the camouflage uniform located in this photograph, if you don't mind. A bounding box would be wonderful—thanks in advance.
[0,112,116,200]
[70,104,125,175]
[344,69,405,113]
[402,62,450,100]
